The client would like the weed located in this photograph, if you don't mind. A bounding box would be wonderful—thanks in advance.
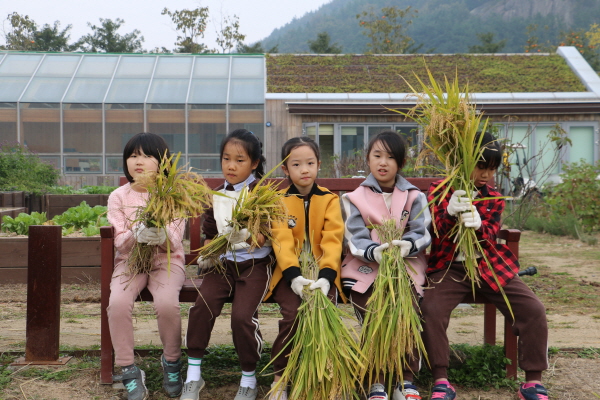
[416,344,518,390]
[577,347,600,359]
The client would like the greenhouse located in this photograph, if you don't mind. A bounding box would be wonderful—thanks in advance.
[0,52,265,176]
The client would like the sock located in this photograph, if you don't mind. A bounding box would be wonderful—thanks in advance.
[240,370,257,389]
[522,382,538,389]
[435,380,451,387]
[185,357,202,383]
[403,380,413,386]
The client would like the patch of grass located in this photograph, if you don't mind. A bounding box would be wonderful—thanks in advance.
[417,344,518,390]
[525,269,600,313]
[577,347,600,359]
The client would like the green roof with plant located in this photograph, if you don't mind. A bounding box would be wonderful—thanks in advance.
[266,54,587,93]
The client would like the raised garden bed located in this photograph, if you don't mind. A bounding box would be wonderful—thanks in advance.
[0,207,27,220]
[44,194,110,219]
[0,234,101,284]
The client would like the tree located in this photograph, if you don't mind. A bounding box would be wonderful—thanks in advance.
[468,32,506,53]
[237,42,278,53]
[79,18,144,53]
[357,6,418,54]
[2,12,37,50]
[162,7,211,53]
[34,21,79,51]
[308,32,342,54]
[215,14,245,53]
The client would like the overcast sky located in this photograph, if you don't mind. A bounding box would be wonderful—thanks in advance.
[0,0,332,51]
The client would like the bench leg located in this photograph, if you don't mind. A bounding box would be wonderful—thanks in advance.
[483,303,496,345]
[504,317,518,379]
[100,234,115,384]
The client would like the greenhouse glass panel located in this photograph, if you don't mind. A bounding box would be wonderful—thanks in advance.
[105,104,144,153]
[229,105,263,143]
[36,55,81,77]
[146,78,189,103]
[189,104,226,154]
[188,79,228,103]
[0,77,30,101]
[20,103,60,153]
[189,157,221,174]
[20,77,71,103]
[106,156,124,173]
[114,56,157,78]
[63,78,111,103]
[154,57,193,78]
[193,57,230,78]
[0,54,43,76]
[64,156,102,173]
[63,104,102,154]
[147,105,186,153]
[76,55,119,78]
[231,57,263,78]
[105,79,151,103]
[229,79,264,103]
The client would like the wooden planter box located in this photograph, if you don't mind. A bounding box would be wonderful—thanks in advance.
[44,194,110,219]
[0,191,25,207]
[0,207,27,219]
[0,236,101,283]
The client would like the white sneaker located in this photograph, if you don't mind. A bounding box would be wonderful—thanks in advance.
[392,382,421,400]
[368,383,388,400]
[234,386,258,400]
[268,381,288,400]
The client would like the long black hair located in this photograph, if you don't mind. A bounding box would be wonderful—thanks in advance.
[219,129,266,177]
[123,132,170,183]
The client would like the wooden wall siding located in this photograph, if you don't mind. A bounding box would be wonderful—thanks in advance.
[189,109,226,123]
[265,99,303,172]
[105,109,144,123]
[63,109,102,123]
[0,108,17,121]
[230,109,263,123]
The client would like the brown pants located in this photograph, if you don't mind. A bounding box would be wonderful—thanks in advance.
[270,279,338,375]
[349,285,422,382]
[185,255,273,371]
[421,262,548,381]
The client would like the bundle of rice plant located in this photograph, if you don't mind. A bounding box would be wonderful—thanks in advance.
[128,152,213,276]
[196,175,287,273]
[397,68,511,311]
[269,246,366,400]
[359,218,426,393]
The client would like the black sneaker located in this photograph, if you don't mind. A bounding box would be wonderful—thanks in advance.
[161,355,183,397]
[518,383,549,400]
[430,383,456,400]
[113,365,148,400]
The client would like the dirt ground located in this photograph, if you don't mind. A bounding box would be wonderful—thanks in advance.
[1,230,600,399]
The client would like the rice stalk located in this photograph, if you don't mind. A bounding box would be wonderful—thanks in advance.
[393,67,513,316]
[127,152,214,276]
[196,168,288,274]
[269,248,366,400]
[359,219,426,393]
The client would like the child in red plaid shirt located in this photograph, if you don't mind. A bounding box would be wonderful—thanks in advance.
[421,132,549,400]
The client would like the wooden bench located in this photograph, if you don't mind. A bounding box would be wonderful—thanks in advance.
[100,177,521,384]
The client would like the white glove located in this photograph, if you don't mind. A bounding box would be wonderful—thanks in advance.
[460,207,482,230]
[196,256,214,272]
[309,278,330,296]
[373,243,389,264]
[290,276,314,299]
[133,223,156,244]
[391,240,413,258]
[145,227,167,246]
[447,190,473,216]
[223,226,250,245]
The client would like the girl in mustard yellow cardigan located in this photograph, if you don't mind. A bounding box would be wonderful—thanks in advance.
[265,136,345,400]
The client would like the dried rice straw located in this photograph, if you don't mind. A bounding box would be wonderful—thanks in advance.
[359,218,426,394]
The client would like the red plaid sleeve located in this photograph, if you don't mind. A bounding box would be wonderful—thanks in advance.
[427,181,519,292]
